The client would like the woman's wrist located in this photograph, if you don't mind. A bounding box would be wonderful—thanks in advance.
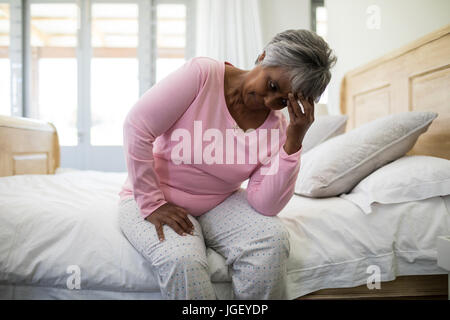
[283,139,302,155]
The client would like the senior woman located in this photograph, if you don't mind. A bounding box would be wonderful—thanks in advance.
[118,29,336,299]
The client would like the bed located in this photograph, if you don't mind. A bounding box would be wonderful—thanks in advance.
[1,24,449,300]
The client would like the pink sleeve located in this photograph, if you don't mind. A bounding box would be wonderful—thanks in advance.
[246,131,302,217]
[123,58,203,218]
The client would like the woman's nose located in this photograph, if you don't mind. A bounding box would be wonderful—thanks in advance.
[264,93,283,106]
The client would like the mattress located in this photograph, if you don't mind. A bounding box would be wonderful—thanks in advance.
[0,169,448,299]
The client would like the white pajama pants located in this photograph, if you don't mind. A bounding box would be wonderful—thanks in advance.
[118,188,290,300]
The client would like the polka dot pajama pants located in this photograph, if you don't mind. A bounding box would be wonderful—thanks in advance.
[118,188,290,300]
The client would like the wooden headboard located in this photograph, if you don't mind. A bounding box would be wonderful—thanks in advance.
[0,115,60,177]
[340,24,450,160]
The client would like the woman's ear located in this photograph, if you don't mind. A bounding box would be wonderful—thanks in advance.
[257,51,266,63]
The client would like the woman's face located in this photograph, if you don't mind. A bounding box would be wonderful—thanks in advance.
[242,64,294,112]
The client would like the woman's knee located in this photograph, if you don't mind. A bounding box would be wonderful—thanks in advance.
[250,219,290,257]
[174,251,209,272]
[151,234,208,268]
[268,221,290,253]
[157,246,209,280]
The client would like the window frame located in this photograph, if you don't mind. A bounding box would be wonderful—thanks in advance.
[310,0,324,33]
[154,0,196,85]
[310,0,328,105]
[0,0,23,116]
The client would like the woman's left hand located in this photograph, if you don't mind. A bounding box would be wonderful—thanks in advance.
[284,93,315,155]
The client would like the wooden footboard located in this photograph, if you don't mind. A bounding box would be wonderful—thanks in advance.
[0,115,60,177]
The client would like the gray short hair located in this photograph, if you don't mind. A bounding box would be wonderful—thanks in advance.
[256,29,337,103]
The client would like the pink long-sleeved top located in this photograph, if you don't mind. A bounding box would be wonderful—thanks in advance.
[119,57,302,218]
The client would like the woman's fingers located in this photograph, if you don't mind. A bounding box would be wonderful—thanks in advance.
[147,203,195,241]
[296,94,315,121]
[286,99,295,121]
[304,97,314,121]
[155,222,165,242]
[171,211,192,234]
[163,217,188,236]
[288,93,301,118]
[309,97,315,120]
[176,207,194,231]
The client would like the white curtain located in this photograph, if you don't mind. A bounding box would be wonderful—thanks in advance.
[196,0,264,70]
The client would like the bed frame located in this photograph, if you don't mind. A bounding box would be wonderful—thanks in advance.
[0,25,449,300]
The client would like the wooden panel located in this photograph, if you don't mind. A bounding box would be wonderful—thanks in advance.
[353,85,390,127]
[13,153,49,175]
[340,24,450,160]
[298,274,448,300]
[408,66,450,158]
[0,115,60,177]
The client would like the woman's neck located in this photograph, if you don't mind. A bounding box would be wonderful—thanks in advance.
[224,64,247,112]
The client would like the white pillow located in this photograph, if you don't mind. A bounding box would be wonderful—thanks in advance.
[301,115,348,153]
[340,155,450,214]
[294,111,437,197]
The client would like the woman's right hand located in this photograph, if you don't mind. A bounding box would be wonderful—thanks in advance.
[145,202,194,241]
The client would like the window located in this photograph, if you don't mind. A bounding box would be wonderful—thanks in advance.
[315,5,327,39]
[12,0,195,153]
[311,0,326,38]
[0,3,10,115]
[90,3,139,146]
[311,0,328,104]
[29,3,79,145]
[89,1,190,145]
[156,3,186,82]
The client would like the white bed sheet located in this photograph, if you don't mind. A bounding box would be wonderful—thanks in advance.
[0,169,448,300]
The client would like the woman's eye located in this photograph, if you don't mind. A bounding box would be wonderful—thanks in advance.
[269,81,277,91]
[281,99,288,106]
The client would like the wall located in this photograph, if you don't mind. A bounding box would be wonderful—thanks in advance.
[325,0,450,114]
[258,0,311,46]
